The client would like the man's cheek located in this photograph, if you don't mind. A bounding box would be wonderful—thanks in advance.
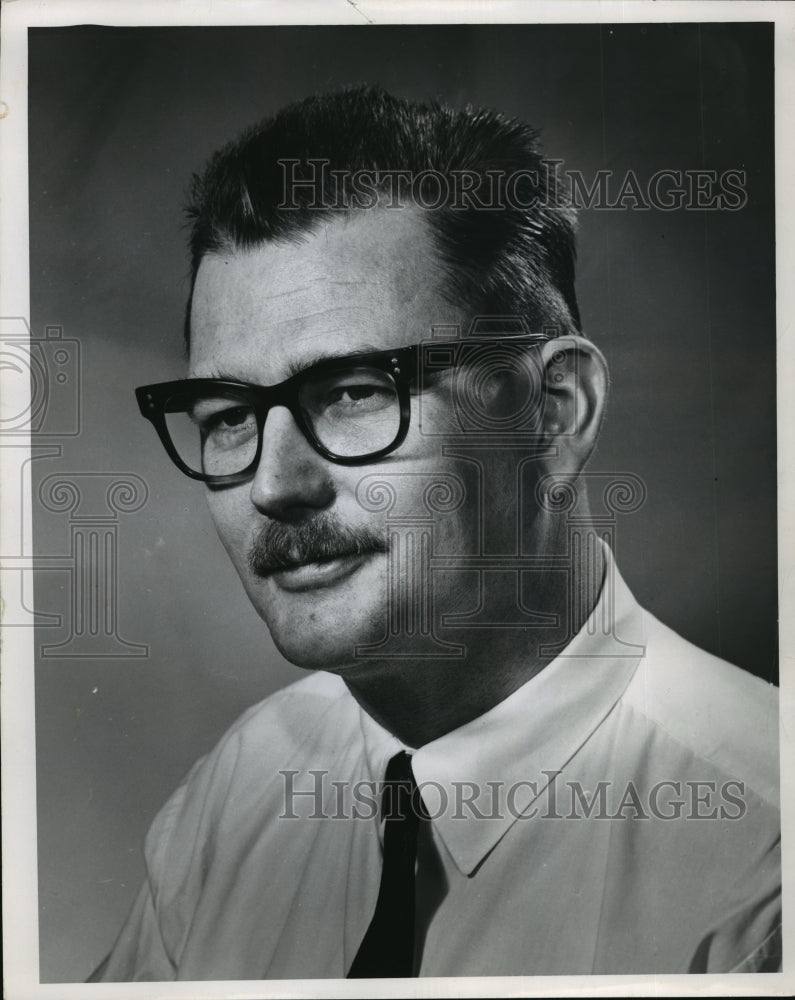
[205,503,250,568]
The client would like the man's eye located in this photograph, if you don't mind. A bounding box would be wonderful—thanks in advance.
[321,380,395,414]
[214,406,253,428]
[192,403,256,437]
[329,385,383,406]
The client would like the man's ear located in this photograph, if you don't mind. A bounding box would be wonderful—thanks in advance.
[537,336,609,474]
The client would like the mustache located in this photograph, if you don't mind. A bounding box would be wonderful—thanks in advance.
[248,515,389,576]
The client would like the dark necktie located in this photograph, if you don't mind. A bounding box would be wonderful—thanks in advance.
[347,750,428,978]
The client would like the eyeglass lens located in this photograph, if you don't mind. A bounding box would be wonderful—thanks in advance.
[162,365,402,475]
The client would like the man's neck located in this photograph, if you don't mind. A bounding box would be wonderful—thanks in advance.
[341,530,607,748]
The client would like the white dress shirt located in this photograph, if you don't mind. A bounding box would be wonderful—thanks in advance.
[98,553,780,980]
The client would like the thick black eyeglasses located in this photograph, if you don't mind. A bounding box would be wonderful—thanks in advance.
[135,335,548,485]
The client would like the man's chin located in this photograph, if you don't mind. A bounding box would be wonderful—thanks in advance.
[246,551,390,669]
[266,614,388,672]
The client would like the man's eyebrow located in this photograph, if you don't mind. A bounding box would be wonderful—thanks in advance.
[200,369,252,383]
[284,344,382,378]
[198,345,385,385]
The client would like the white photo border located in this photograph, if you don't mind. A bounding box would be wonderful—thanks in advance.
[2,1,793,997]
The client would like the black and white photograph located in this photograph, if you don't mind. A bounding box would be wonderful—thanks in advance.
[1,2,793,996]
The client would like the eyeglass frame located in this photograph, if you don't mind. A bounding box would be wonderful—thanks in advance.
[135,333,551,485]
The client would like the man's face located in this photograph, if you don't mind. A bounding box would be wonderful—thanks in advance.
[189,210,517,670]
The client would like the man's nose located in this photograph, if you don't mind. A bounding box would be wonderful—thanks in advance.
[249,406,335,520]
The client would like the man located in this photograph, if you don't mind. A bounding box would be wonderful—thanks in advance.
[95,86,780,980]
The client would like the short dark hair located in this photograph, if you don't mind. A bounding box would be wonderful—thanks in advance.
[184,85,581,344]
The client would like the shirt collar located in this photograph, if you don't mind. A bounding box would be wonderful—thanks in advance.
[357,544,646,875]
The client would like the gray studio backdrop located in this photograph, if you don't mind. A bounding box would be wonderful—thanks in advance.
[27,24,776,982]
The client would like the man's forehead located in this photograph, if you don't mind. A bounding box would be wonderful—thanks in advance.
[188,210,462,380]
